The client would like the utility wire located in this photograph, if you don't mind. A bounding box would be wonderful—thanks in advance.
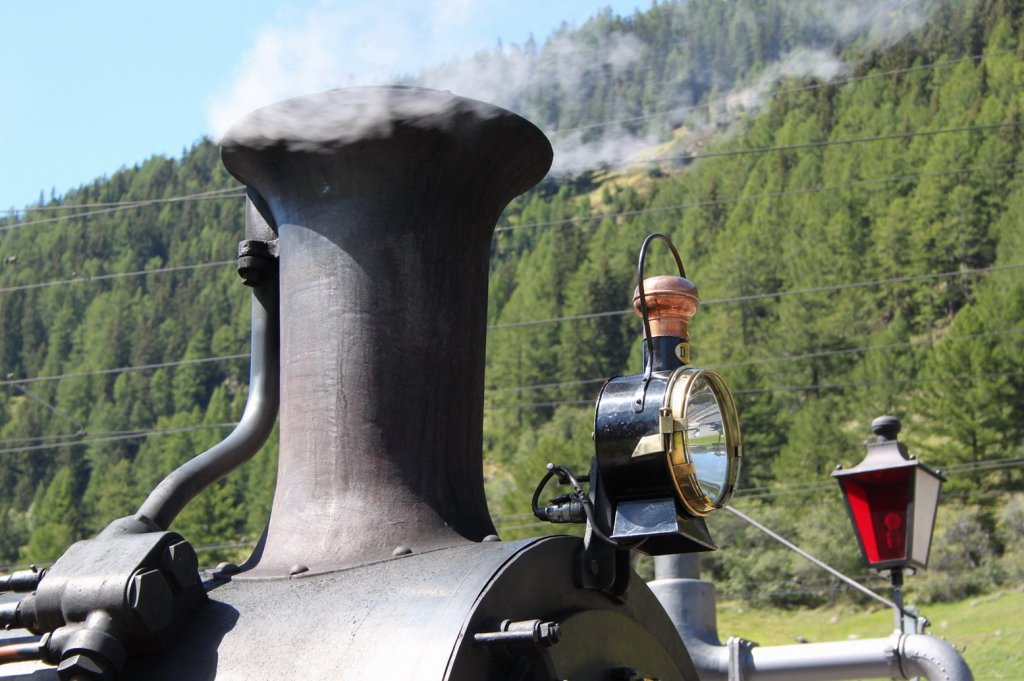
[0,428,147,448]
[0,187,245,216]
[6,385,84,433]
[0,423,237,456]
[497,159,1024,232]
[3,158,1018,298]
[709,329,1024,370]
[1,46,1017,222]
[4,309,1017,435]
[721,505,898,609]
[0,46,1009,227]
[566,120,1023,173]
[0,311,1017,402]
[0,260,236,296]
[0,353,249,388]
[2,116,1016,235]
[0,431,91,446]
[486,370,1024,410]
[0,188,246,231]
[734,458,1024,501]
[488,262,1024,330]
[733,369,1024,396]
[487,329,1024,395]
[4,160,1014,296]
[552,46,1024,135]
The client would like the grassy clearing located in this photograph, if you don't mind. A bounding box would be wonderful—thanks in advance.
[714,588,1023,680]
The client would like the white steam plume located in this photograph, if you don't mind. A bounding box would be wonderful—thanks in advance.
[207,0,490,140]
[208,0,935,174]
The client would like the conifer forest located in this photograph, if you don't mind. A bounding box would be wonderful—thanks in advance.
[1,0,1022,608]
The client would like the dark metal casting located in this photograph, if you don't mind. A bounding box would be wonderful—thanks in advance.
[2,531,205,680]
[219,87,553,576]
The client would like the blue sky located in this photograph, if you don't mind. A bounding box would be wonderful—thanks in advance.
[0,1,640,212]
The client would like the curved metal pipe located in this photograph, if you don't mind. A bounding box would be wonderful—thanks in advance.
[649,557,973,681]
[899,633,975,681]
[136,194,280,531]
[136,280,279,530]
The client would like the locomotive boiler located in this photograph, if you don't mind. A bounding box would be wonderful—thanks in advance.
[0,87,743,680]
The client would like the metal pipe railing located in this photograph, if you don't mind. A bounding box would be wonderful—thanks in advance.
[650,555,974,681]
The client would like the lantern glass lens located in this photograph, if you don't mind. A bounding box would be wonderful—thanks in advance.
[843,468,912,565]
[665,368,741,516]
[912,469,942,566]
[687,375,730,500]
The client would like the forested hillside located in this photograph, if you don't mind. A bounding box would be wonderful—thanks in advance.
[1,0,1022,606]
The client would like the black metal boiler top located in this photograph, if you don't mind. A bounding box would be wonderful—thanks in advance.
[0,538,697,679]
[118,536,693,679]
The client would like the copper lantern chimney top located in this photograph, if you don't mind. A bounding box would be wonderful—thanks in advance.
[632,275,700,339]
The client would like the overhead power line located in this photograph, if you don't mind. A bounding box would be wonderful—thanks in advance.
[734,457,1024,501]
[0,422,244,448]
[733,369,1024,396]
[2,111,1017,236]
[0,423,237,456]
[6,271,1017,398]
[487,328,1024,396]
[553,46,1024,136]
[5,384,84,432]
[1,46,1017,226]
[486,369,1024,411]
[0,353,249,388]
[4,161,1016,296]
[497,159,1024,232]
[488,262,1024,330]
[0,188,246,232]
[1,187,245,216]
[0,160,1016,297]
[0,260,236,296]
[576,120,1023,173]
[0,431,93,446]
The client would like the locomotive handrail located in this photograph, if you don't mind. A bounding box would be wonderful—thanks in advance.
[651,555,974,681]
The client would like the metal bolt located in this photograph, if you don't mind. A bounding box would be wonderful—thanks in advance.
[215,562,240,576]
[482,535,500,542]
[127,569,173,634]
[288,564,309,576]
[57,653,107,681]
[392,546,413,556]
[162,541,199,590]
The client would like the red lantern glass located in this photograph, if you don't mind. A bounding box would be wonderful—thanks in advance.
[833,417,944,571]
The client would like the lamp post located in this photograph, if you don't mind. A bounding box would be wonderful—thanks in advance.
[833,415,945,632]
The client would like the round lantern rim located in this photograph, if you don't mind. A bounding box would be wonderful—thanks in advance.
[664,367,742,516]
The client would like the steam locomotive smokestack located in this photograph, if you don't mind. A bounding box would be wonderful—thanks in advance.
[220,87,552,576]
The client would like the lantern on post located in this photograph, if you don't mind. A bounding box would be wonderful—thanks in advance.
[833,415,945,572]
[833,415,945,630]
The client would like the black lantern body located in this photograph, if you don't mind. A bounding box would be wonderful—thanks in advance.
[833,416,945,571]
[592,237,741,555]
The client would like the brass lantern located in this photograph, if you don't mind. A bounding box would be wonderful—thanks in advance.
[591,234,742,554]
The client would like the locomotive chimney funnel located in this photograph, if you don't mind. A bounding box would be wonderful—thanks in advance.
[220,87,552,576]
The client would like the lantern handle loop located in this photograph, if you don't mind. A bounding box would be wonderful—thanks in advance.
[635,234,687,406]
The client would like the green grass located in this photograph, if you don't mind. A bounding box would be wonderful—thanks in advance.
[714,589,1024,681]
